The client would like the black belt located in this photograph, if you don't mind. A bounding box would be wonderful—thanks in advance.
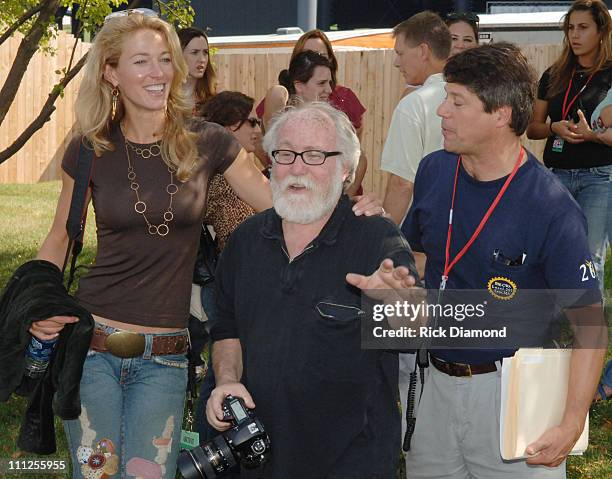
[430,355,499,377]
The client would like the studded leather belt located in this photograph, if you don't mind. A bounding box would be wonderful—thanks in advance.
[90,327,189,358]
[430,355,499,377]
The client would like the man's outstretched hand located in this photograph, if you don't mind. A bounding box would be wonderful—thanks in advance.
[346,258,417,300]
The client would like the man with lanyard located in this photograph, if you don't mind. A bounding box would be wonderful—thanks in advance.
[402,43,606,478]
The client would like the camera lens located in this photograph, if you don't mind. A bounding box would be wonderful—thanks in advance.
[177,447,208,479]
[177,436,237,479]
[203,436,237,477]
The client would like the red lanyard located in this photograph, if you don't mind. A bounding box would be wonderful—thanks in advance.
[440,148,525,291]
[561,69,595,120]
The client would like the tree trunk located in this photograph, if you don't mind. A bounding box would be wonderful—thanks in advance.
[0,0,61,128]
[0,54,87,166]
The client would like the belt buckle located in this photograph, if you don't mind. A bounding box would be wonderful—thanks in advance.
[104,331,145,358]
[451,362,471,377]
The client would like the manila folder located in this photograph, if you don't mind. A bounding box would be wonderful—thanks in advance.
[500,348,588,460]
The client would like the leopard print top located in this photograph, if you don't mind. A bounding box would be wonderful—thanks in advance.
[203,174,256,254]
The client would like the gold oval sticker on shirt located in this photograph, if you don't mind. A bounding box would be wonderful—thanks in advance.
[487,277,517,301]
[104,331,145,358]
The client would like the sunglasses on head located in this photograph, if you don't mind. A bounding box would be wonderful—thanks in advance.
[446,12,480,25]
[104,8,159,23]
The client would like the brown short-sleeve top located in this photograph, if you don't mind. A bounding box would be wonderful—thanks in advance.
[61,119,240,328]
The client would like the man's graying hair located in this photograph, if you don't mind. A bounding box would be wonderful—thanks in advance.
[262,102,361,188]
[443,42,536,135]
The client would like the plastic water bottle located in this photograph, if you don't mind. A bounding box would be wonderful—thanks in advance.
[24,336,58,379]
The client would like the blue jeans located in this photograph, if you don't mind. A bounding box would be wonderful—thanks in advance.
[552,166,612,292]
[63,325,188,479]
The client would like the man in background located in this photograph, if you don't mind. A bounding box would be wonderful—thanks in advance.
[381,11,450,225]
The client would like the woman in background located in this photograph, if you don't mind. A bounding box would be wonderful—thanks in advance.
[262,50,334,127]
[527,0,611,287]
[179,26,219,381]
[198,91,262,254]
[257,29,367,195]
[445,12,479,56]
[178,27,216,111]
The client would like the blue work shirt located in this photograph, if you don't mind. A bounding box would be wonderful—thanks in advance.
[402,149,601,364]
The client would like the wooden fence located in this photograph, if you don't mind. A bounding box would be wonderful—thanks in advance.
[0,30,562,197]
[0,32,90,183]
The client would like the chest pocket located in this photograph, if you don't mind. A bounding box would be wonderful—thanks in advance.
[485,256,557,348]
[300,301,367,383]
[486,256,541,299]
[316,301,365,323]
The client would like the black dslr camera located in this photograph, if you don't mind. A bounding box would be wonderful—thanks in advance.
[177,395,271,478]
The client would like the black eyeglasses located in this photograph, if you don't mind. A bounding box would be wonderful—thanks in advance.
[446,12,480,25]
[233,117,262,130]
[271,149,341,166]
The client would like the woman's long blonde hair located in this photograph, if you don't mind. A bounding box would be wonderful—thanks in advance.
[75,13,198,181]
[548,0,612,98]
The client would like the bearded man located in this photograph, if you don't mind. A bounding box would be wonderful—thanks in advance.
[206,102,419,479]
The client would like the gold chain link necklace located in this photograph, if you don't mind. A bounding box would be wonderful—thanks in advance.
[125,139,162,159]
[124,141,178,236]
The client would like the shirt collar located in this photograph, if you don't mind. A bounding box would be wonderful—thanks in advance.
[424,72,445,86]
[260,194,352,246]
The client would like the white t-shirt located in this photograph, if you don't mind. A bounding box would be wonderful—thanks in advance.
[381,73,446,182]
[591,86,612,132]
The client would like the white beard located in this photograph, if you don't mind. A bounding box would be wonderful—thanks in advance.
[270,163,344,224]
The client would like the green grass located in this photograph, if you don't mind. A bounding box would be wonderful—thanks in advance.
[0,183,97,478]
[0,182,610,478]
[0,183,97,282]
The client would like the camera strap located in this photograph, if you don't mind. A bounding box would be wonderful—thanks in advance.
[402,346,428,452]
[180,345,200,449]
[180,390,200,449]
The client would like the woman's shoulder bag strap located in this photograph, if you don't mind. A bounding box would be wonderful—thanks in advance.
[62,138,95,289]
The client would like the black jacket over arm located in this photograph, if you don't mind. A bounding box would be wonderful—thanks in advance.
[0,259,94,453]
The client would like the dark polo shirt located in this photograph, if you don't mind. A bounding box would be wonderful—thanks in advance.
[403,150,601,365]
[212,195,418,479]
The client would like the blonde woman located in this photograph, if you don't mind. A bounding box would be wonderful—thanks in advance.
[30,10,270,478]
